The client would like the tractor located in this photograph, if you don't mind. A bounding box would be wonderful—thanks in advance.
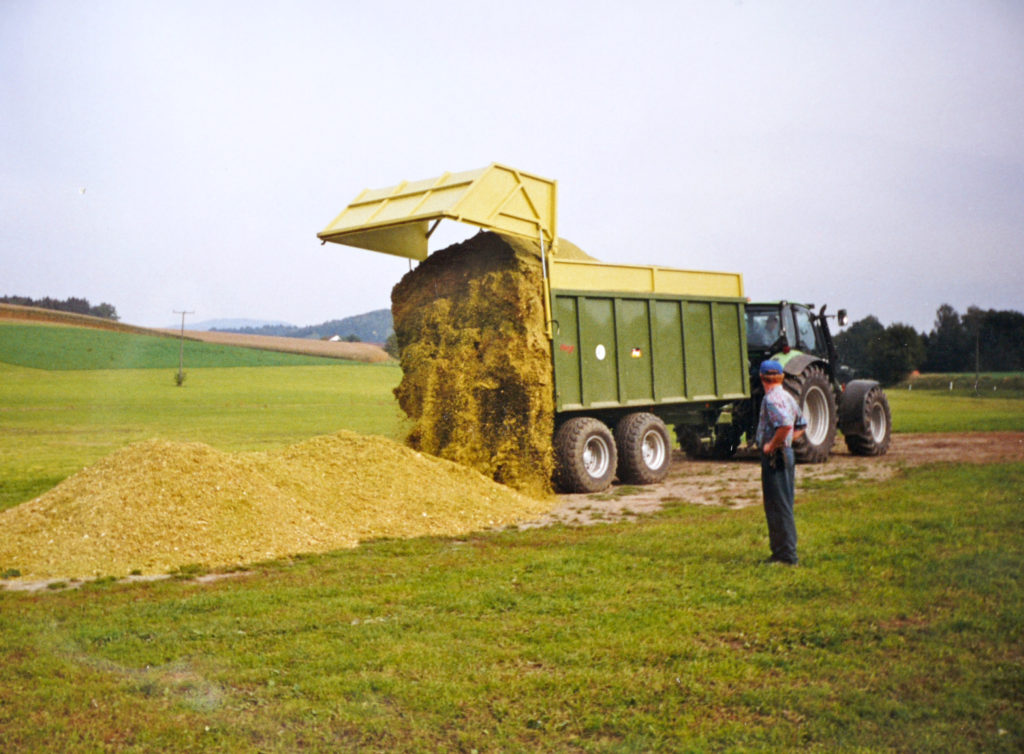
[682,301,892,463]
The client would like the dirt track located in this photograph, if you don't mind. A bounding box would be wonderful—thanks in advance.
[523,432,1024,528]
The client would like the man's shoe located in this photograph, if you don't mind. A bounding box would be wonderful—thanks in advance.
[762,557,798,566]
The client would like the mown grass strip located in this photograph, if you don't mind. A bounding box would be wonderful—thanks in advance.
[1,463,1021,752]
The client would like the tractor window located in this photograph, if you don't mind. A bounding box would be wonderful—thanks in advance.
[746,311,782,348]
[793,307,819,353]
[782,307,797,348]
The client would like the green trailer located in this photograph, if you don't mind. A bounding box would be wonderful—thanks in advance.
[318,164,748,492]
[545,259,748,491]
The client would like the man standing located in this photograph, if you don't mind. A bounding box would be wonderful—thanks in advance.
[755,360,805,565]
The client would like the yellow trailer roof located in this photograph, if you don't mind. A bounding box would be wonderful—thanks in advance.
[317,163,557,261]
[549,258,744,299]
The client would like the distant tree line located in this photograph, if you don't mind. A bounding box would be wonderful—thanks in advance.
[834,304,1024,385]
[1,295,119,321]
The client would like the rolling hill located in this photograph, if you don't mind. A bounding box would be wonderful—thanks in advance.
[0,304,391,365]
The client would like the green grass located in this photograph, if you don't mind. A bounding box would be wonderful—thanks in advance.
[1,463,1022,752]
[0,361,407,510]
[0,322,351,370]
[888,388,1024,433]
[2,325,1023,749]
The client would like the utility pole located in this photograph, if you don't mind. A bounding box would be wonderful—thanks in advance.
[974,329,981,396]
[173,309,194,386]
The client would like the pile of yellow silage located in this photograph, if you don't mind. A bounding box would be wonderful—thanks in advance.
[0,431,552,581]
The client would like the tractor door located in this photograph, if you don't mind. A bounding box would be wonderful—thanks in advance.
[791,305,823,357]
[781,305,798,351]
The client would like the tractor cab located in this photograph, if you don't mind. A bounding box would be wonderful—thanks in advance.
[745,302,848,386]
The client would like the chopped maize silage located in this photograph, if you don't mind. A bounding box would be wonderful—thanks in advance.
[0,431,552,581]
[391,232,571,498]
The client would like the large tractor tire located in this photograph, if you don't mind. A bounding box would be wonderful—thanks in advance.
[784,364,837,463]
[839,380,892,456]
[554,417,617,493]
[615,412,672,485]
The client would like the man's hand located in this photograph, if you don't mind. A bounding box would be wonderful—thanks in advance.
[763,426,792,455]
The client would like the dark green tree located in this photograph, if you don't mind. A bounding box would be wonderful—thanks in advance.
[834,315,885,378]
[835,316,925,384]
[923,303,970,372]
[89,302,120,320]
[1,295,118,320]
[962,307,1024,372]
[874,323,927,385]
[984,310,1024,371]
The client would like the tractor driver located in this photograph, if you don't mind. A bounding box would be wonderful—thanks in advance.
[750,313,781,348]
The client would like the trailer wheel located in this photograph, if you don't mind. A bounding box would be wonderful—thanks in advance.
[615,413,671,485]
[784,365,837,463]
[554,417,617,493]
[840,381,892,456]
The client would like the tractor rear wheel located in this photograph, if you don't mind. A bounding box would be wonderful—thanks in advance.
[554,417,617,493]
[785,365,837,463]
[615,413,671,485]
[840,381,892,456]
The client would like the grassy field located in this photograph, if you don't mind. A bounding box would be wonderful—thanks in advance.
[3,348,1021,511]
[1,320,408,511]
[0,322,375,370]
[0,360,407,511]
[2,326,1023,750]
[1,463,1021,751]
[887,388,1024,433]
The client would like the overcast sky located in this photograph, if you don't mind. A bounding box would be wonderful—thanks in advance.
[3,0,1022,333]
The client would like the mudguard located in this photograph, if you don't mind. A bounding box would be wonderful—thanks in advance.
[777,352,821,378]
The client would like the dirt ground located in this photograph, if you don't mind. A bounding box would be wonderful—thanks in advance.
[521,432,1024,528]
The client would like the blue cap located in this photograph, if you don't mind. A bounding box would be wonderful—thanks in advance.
[759,359,784,376]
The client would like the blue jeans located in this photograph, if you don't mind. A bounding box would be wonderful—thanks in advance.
[761,447,797,564]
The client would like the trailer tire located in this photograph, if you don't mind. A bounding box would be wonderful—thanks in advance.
[840,381,892,456]
[615,413,671,485]
[784,364,837,464]
[554,417,617,493]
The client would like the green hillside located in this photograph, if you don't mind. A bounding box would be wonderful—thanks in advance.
[0,323,351,370]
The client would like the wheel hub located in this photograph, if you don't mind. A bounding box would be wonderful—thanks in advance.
[583,436,611,478]
[641,429,666,470]
[803,386,829,445]
[868,402,886,442]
